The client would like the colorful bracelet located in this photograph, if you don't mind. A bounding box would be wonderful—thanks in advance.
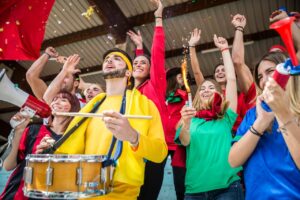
[221,48,229,52]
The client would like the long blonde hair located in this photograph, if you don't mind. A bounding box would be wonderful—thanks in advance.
[176,79,229,128]
[287,75,300,117]
[192,79,229,117]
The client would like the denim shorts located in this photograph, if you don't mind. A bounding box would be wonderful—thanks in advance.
[184,181,244,200]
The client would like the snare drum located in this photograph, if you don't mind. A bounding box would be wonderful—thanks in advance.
[23,154,114,199]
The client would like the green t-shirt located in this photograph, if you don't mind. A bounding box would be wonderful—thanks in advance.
[175,109,242,194]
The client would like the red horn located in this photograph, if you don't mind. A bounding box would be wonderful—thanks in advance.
[270,16,298,66]
[268,16,297,90]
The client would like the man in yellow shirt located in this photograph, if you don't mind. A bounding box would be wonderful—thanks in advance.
[54,48,168,200]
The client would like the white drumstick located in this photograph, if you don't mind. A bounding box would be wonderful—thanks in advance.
[53,111,152,120]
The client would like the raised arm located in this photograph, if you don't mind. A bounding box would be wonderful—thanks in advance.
[231,14,253,93]
[149,0,166,94]
[43,54,80,105]
[188,28,205,87]
[26,47,58,100]
[213,35,237,112]
[270,10,300,62]
[3,112,30,171]
[127,30,144,56]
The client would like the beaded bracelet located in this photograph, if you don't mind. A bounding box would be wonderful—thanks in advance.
[235,25,244,33]
[236,28,244,33]
[235,26,244,30]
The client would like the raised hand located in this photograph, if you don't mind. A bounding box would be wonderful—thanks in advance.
[231,14,246,29]
[261,78,290,115]
[188,28,201,47]
[62,54,81,75]
[270,10,289,23]
[213,34,229,50]
[127,30,143,49]
[151,0,163,17]
[45,47,59,58]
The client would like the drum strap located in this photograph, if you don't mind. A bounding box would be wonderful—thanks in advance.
[102,92,126,168]
[43,90,125,167]
[42,96,107,154]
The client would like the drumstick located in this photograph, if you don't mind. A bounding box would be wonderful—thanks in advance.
[53,111,152,120]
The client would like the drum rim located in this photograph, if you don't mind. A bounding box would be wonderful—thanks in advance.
[23,189,110,199]
[26,154,108,163]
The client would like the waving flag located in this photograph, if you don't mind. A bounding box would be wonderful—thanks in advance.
[0,0,55,60]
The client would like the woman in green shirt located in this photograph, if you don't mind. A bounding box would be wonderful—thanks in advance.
[175,35,243,200]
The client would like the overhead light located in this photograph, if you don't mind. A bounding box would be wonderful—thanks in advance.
[201,41,254,54]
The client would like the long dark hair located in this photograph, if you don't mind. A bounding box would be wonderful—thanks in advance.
[166,75,183,96]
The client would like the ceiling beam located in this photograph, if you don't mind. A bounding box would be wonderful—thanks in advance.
[41,0,238,48]
[0,106,19,114]
[87,0,131,44]
[128,0,239,26]
[41,26,107,49]
[165,29,278,58]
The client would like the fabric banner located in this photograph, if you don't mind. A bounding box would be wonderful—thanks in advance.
[0,0,55,60]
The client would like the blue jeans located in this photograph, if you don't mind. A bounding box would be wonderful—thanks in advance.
[184,181,244,200]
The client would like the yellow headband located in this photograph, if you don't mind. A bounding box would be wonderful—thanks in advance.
[106,52,133,72]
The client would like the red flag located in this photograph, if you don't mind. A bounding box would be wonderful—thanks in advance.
[0,0,55,60]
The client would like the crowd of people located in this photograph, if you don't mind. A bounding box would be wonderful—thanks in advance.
[0,0,300,199]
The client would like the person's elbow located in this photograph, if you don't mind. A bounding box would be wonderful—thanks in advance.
[3,160,16,171]
[232,54,243,67]
[228,149,241,168]
[25,69,36,84]
[179,137,190,147]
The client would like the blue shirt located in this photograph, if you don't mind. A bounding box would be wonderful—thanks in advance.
[233,107,300,200]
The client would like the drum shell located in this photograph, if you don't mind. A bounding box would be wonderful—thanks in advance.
[23,154,113,199]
